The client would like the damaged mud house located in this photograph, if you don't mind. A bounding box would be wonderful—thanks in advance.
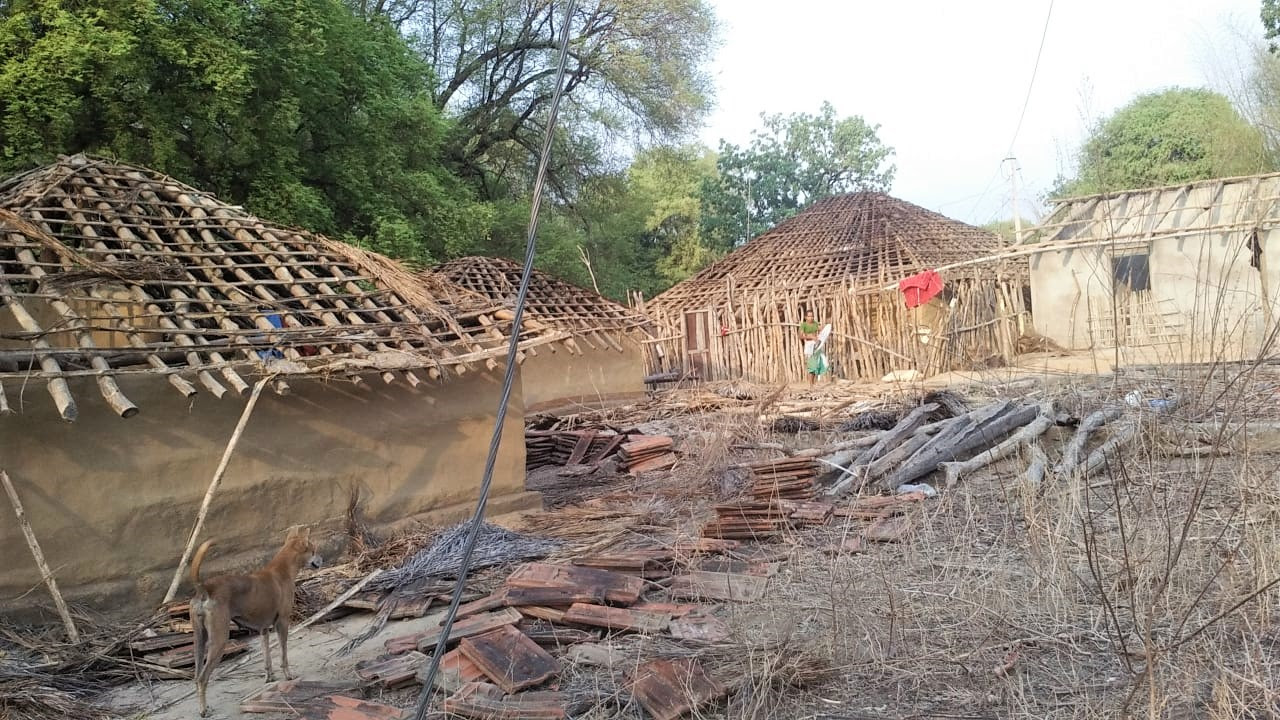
[4,161,1280,719]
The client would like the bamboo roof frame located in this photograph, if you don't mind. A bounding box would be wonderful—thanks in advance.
[435,255,652,341]
[647,192,1011,315]
[0,155,568,421]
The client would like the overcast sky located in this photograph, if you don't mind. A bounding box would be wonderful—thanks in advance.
[699,0,1264,227]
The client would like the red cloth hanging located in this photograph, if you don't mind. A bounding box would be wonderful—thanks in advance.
[898,269,944,308]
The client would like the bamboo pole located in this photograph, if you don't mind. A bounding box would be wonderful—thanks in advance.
[163,377,270,603]
[1,470,80,643]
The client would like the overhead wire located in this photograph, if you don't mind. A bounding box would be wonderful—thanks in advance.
[966,0,1056,221]
[407,2,578,717]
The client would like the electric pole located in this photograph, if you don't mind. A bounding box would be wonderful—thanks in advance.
[1004,156,1022,244]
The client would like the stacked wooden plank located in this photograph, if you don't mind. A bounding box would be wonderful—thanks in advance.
[128,600,251,669]
[617,435,677,474]
[746,457,818,500]
[525,429,674,473]
[702,501,792,539]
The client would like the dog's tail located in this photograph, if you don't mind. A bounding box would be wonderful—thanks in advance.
[191,539,214,593]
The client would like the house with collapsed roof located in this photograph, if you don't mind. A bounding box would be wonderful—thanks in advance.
[1027,174,1280,361]
[642,192,1027,383]
[436,256,650,411]
[0,156,570,615]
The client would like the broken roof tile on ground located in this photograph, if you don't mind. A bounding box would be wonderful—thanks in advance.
[627,658,726,720]
[459,625,560,694]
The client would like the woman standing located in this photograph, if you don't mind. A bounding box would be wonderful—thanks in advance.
[799,311,828,386]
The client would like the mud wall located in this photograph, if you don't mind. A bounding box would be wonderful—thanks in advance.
[0,368,533,617]
[521,334,646,411]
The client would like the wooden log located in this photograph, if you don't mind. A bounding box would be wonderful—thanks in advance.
[1079,422,1138,478]
[864,420,954,482]
[938,406,1055,487]
[1025,443,1049,486]
[854,403,940,466]
[883,404,1040,490]
[1,470,79,643]
[1053,406,1125,476]
[163,378,270,603]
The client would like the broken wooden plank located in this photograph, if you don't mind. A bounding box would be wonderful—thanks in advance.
[669,538,740,554]
[147,638,249,669]
[356,651,427,690]
[384,607,523,655]
[627,658,726,720]
[518,620,600,646]
[668,571,767,602]
[503,586,609,607]
[442,682,567,720]
[516,606,568,624]
[240,680,404,718]
[129,631,196,654]
[506,563,645,605]
[561,603,671,634]
[566,431,596,465]
[627,454,677,474]
[630,601,704,617]
[459,625,560,694]
[426,647,487,693]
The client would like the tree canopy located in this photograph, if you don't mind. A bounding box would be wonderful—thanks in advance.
[0,1,903,303]
[0,0,493,267]
[699,102,895,249]
[1058,88,1272,196]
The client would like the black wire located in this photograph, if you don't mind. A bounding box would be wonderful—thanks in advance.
[408,2,577,718]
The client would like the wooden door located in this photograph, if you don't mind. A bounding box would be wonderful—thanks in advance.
[683,310,712,379]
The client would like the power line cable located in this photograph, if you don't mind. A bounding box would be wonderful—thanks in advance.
[967,0,1055,221]
[1007,0,1055,154]
[408,2,577,717]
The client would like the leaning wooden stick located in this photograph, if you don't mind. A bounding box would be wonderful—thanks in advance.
[163,377,270,603]
[1,469,80,643]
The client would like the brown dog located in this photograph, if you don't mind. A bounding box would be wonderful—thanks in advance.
[190,526,322,717]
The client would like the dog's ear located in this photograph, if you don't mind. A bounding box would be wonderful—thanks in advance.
[284,525,304,541]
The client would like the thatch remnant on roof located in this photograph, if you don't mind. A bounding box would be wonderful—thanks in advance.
[641,192,1028,382]
[0,155,566,421]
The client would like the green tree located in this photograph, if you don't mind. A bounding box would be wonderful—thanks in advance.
[0,0,490,266]
[699,102,895,249]
[1060,88,1272,196]
[627,145,718,285]
[357,0,720,202]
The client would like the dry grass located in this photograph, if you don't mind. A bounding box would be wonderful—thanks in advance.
[668,356,1280,719]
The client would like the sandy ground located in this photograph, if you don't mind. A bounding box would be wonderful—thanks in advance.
[107,607,449,719]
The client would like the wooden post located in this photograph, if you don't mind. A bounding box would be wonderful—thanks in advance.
[163,377,270,603]
[1,470,80,643]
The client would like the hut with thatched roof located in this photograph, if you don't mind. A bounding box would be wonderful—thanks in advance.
[1027,174,1280,361]
[0,155,569,615]
[642,192,1027,382]
[436,255,650,410]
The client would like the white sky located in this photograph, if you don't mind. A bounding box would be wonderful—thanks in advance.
[699,0,1265,226]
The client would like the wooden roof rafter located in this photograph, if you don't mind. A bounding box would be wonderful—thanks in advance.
[647,192,1011,313]
[0,155,567,421]
[435,256,652,349]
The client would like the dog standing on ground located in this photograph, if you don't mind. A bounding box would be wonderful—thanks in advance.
[190,525,322,717]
